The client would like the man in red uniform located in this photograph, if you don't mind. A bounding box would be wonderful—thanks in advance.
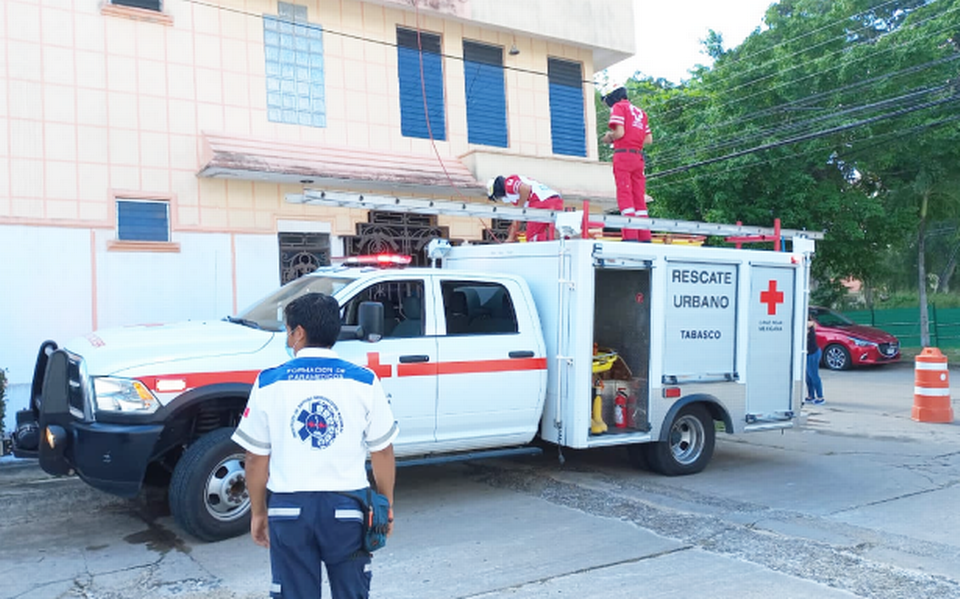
[601,86,653,242]
[487,175,565,242]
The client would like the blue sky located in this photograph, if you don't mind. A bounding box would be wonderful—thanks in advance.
[604,0,776,84]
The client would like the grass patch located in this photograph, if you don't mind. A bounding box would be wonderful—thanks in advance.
[899,346,960,362]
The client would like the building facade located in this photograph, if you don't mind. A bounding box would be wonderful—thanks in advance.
[0,0,635,423]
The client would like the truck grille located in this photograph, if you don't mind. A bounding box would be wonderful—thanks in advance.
[38,347,93,422]
[65,357,90,418]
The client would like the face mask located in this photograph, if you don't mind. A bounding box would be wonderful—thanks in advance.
[286,345,296,359]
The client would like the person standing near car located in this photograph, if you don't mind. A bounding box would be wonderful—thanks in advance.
[806,316,825,405]
[233,292,399,599]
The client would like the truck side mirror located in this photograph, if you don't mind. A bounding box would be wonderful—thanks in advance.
[357,301,384,342]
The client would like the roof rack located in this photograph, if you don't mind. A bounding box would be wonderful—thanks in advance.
[287,190,825,241]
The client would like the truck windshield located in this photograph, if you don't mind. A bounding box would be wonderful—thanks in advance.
[233,275,356,332]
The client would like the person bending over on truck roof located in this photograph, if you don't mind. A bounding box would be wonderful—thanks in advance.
[601,85,653,242]
[487,175,565,242]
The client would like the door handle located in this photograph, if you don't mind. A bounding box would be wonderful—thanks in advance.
[508,351,535,359]
[399,355,430,363]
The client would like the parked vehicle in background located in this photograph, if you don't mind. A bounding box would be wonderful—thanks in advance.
[809,306,901,370]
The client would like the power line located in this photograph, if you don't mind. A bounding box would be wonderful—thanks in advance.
[648,5,960,123]
[651,81,955,168]
[637,21,959,164]
[181,0,600,86]
[649,93,960,179]
[701,0,906,73]
[647,53,960,150]
[650,112,960,196]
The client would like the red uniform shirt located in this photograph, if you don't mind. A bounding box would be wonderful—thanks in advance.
[608,100,650,150]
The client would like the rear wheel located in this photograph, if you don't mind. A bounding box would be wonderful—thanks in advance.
[169,428,250,542]
[645,404,715,476]
[823,344,851,371]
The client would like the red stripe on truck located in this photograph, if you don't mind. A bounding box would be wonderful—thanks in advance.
[140,370,261,393]
[398,357,548,378]
[139,357,547,392]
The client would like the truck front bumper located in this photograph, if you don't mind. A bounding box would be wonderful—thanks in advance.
[13,342,163,498]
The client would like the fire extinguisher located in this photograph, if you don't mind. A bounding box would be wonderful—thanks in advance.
[614,389,628,429]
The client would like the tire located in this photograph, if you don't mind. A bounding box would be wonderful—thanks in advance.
[823,344,851,371]
[645,404,715,476]
[169,428,250,542]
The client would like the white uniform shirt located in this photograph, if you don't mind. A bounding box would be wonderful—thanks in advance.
[497,175,560,208]
[232,347,399,493]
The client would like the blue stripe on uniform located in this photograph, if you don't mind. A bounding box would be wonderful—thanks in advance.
[259,357,376,388]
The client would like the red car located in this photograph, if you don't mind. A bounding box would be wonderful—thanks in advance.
[809,306,901,370]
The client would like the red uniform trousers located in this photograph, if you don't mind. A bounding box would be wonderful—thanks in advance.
[613,151,651,242]
[524,196,565,242]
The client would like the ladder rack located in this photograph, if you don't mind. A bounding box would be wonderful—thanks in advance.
[287,189,825,241]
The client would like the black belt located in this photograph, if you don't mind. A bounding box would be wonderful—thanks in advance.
[613,148,643,154]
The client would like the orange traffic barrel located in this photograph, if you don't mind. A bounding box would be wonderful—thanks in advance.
[912,347,953,423]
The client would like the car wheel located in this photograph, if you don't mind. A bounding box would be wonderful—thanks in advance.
[169,428,250,542]
[823,344,851,371]
[644,404,715,476]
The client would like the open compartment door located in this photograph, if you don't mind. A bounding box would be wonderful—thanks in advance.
[745,265,796,422]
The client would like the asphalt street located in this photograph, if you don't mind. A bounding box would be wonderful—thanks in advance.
[2,362,959,599]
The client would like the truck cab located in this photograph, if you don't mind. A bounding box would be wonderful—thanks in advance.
[14,260,547,541]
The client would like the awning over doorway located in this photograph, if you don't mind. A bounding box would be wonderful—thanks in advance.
[197,132,485,198]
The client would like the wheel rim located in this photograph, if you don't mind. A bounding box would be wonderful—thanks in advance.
[826,346,846,369]
[669,414,705,466]
[204,453,250,522]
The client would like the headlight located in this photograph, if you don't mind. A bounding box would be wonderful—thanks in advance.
[93,377,159,413]
[850,337,876,347]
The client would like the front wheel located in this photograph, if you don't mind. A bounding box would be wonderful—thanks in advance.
[169,428,251,542]
[823,344,851,371]
[645,404,715,476]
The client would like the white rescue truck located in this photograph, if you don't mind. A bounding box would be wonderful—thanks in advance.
[13,194,821,541]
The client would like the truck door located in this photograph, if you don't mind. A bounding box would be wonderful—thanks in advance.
[745,266,796,419]
[434,279,545,445]
[339,278,437,449]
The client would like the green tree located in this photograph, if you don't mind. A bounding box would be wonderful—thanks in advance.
[602,0,960,312]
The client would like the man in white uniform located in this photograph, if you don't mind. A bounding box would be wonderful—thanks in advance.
[233,292,398,599]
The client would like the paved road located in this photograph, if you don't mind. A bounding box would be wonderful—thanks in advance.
[2,363,959,599]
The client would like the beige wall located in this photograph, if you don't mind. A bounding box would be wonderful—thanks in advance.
[370,0,635,71]
[1,0,618,240]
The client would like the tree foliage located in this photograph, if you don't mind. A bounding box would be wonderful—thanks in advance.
[598,0,960,312]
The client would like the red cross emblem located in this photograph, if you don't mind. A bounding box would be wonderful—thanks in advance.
[366,352,392,378]
[760,280,784,315]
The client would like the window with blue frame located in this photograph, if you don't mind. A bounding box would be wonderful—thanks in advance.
[463,41,507,148]
[264,2,325,128]
[117,199,169,242]
[548,58,586,157]
[396,28,446,140]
